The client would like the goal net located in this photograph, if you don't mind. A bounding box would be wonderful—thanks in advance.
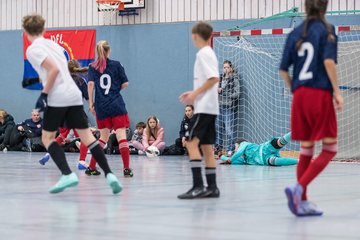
[212,25,360,160]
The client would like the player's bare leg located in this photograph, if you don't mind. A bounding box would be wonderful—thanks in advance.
[115,128,133,177]
[76,128,122,194]
[42,130,78,193]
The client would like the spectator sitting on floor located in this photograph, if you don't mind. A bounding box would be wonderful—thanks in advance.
[1,110,44,152]
[142,116,165,153]
[0,109,16,151]
[163,105,194,156]
[178,105,194,150]
[131,122,146,154]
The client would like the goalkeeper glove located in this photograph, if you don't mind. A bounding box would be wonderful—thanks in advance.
[35,93,48,112]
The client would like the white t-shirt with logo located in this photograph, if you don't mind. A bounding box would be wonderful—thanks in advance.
[26,37,83,107]
[193,46,219,115]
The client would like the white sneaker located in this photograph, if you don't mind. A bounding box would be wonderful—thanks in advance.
[138,150,145,155]
[3,147,7,153]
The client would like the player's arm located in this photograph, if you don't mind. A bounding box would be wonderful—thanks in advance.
[87,81,95,114]
[324,59,343,110]
[41,57,59,94]
[180,53,219,104]
[230,147,246,164]
[324,60,339,91]
[194,77,220,96]
[87,67,96,114]
[121,82,129,90]
[323,28,343,111]
[119,63,129,90]
[279,70,292,88]
[180,77,219,104]
[279,34,293,88]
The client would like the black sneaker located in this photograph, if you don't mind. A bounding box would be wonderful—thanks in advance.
[177,186,207,199]
[124,168,134,177]
[201,187,220,198]
[85,167,101,176]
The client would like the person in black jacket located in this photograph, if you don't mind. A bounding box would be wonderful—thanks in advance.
[162,105,194,156]
[0,110,44,151]
[176,105,194,150]
[0,109,16,150]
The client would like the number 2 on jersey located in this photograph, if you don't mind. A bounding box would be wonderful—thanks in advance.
[100,74,112,95]
[298,42,314,81]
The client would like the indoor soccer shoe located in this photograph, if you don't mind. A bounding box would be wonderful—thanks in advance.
[201,187,220,198]
[49,173,79,194]
[85,167,101,176]
[106,173,123,194]
[123,168,134,178]
[39,154,50,165]
[177,186,208,199]
[78,162,87,170]
[284,184,303,216]
[297,201,324,217]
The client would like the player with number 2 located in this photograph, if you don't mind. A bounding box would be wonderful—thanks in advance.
[279,0,343,217]
[88,40,133,177]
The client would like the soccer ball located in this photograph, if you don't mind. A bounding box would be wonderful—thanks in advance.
[146,146,160,158]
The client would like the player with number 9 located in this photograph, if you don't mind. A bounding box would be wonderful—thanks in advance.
[279,0,343,217]
[87,40,133,177]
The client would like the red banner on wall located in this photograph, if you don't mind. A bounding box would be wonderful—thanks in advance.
[23,29,96,90]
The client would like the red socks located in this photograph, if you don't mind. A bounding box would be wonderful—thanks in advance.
[79,143,88,161]
[297,146,315,201]
[55,128,70,145]
[89,140,106,170]
[119,139,130,169]
[298,143,337,191]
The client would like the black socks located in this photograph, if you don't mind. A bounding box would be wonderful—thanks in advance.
[190,160,217,189]
[47,142,72,175]
[190,160,203,188]
[205,167,217,189]
[88,141,112,176]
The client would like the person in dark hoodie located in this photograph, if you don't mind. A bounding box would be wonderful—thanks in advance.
[178,105,194,148]
[0,109,16,150]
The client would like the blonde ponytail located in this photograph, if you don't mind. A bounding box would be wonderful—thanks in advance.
[90,40,110,73]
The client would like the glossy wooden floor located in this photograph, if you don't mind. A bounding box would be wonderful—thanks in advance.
[0,152,359,240]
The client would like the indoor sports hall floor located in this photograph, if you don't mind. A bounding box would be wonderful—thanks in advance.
[0,152,359,240]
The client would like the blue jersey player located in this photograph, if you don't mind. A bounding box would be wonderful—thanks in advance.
[220,132,297,166]
[280,0,343,217]
[88,40,133,177]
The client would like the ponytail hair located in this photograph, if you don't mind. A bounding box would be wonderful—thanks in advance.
[296,0,335,50]
[91,40,110,74]
[68,60,88,73]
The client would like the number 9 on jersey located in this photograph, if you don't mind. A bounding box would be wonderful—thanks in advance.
[100,74,112,95]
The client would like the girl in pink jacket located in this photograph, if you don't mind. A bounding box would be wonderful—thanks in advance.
[142,116,166,152]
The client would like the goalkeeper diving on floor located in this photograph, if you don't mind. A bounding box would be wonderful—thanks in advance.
[220,132,298,166]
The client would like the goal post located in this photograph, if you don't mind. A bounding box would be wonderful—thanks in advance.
[211,25,360,160]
